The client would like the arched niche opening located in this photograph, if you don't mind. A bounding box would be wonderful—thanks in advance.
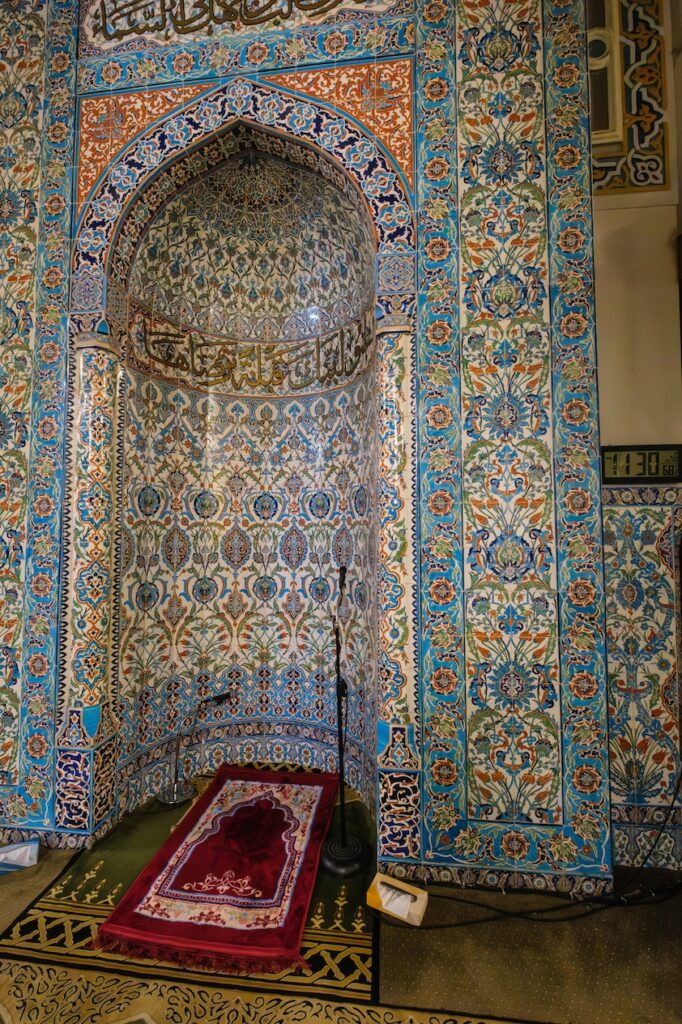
[110,124,379,815]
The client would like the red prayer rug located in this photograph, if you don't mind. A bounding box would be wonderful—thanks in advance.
[94,766,338,973]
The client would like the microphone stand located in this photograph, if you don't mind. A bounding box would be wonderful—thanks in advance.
[321,566,369,877]
[158,692,230,806]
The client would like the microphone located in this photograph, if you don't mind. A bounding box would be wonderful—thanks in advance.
[159,691,232,806]
[339,565,347,599]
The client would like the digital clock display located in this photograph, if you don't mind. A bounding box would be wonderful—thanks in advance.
[601,446,682,483]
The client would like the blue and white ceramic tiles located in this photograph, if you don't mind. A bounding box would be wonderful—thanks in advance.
[0,0,618,891]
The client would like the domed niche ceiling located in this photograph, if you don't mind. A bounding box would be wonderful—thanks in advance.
[116,131,379,812]
[126,142,376,396]
[130,148,374,343]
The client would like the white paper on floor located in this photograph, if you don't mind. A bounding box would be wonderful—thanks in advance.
[0,839,39,875]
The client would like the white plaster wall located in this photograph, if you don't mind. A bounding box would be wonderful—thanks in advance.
[594,203,682,444]
[676,20,682,231]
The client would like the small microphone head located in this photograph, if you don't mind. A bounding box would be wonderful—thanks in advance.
[339,565,347,593]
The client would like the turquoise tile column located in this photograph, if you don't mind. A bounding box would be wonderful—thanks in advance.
[56,333,120,835]
[0,0,77,839]
[392,0,611,891]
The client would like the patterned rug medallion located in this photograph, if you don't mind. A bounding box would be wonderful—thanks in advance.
[95,767,337,972]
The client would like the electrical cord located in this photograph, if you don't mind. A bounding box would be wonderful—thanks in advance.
[372,880,682,930]
[372,867,682,930]
[424,877,682,920]
[369,875,682,929]
[609,763,682,898]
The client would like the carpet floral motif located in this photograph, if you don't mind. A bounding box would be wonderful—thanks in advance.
[183,868,263,898]
[137,778,322,930]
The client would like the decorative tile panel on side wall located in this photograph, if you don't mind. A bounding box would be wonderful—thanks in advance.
[0,0,76,838]
[416,0,463,863]
[0,1,45,794]
[458,0,562,828]
[545,0,611,884]
[603,486,682,870]
[377,326,419,773]
[389,0,611,892]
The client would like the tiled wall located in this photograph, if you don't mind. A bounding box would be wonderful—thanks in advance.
[603,486,682,870]
[62,42,423,846]
[0,0,74,832]
[0,0,621,893]
[112,127,379,810]
[118,366,378,811]
[0,2,46,794]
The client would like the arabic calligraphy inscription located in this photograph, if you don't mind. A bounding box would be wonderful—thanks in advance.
[129,305,375,396]
[86,0,394,46]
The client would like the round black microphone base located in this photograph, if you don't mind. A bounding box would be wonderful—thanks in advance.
[321,834,369,878]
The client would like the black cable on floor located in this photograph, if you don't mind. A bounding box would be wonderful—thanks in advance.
[424,878,682,923]
[372,880,682,930]
[372,762,682,930]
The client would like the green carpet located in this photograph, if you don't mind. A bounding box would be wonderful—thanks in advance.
[381,877,682,1024]
[0,779,530,1024]
[0,786,377,1006]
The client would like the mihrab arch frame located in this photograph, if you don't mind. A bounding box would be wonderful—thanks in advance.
[58,77,420,856]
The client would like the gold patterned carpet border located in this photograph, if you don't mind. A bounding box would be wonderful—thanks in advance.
[0,959,525,1024]
[0,875,373,1001]
[0,782,529,1023]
